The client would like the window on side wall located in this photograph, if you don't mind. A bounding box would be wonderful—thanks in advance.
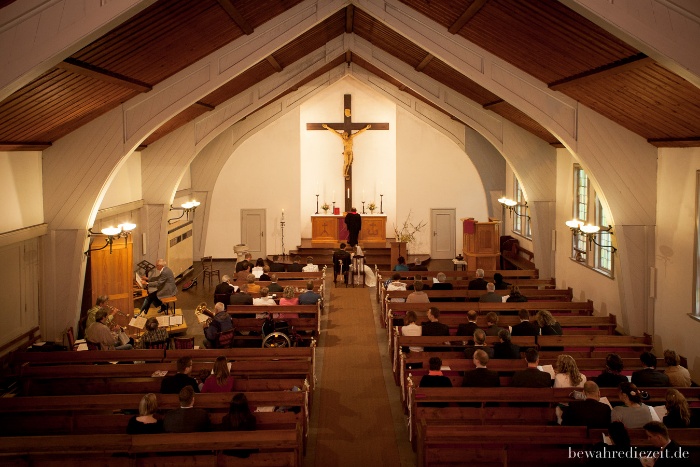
[571,165,614,277]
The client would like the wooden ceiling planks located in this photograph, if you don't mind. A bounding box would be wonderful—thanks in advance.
[271,10,345,69]
[353,9,426,69]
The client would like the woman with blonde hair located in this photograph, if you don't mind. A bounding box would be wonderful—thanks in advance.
[201,356,234,393]
[553,354,586,388]
[663,388,695,428]
[275,286,299,319]
[127,393,163,434]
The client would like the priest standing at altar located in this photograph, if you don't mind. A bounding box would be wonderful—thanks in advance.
[345,208,362,247]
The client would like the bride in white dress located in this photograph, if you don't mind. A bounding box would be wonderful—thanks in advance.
[350,245,377,287]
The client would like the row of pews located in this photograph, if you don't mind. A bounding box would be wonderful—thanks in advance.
[1,265,328,467]
[374,268,700,466]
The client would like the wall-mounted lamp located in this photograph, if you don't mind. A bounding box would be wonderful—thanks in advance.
[168,200,200,224]
[498,197,530,220]
[84,223,136,256]
[566,219,617,252]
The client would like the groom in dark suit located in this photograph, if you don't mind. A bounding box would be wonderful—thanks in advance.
[163,386,210,433]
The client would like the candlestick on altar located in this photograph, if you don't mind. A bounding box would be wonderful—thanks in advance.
[332,201,336,213]
[380,194,384,214]
[315,194,319,214]
[362,201,366,214]
[280,211,286,256]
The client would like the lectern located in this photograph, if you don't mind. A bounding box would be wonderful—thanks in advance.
[461,219,500,271]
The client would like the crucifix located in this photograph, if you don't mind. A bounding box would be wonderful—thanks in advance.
[307,94,389,212]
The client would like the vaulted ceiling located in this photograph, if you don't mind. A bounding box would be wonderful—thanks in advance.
[1,0,699,152]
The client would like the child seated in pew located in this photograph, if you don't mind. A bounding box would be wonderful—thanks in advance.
[127,393,164,434]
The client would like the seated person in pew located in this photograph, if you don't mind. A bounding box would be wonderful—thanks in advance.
[138,317,169,349]
[456,310,479,342]
[554,354,587,388]
[161,356,200,394]
[267,256,286,273]
[214,275,237,305]
[127,393,164,434]
[386,273,407,302]
[536,310,563,335]
[430,272,452,302]
[493,272,510,290]
[229,287,254,306]
[243,274,261,294]
[510,308,540,337]
[275,286,299,319]
[251,258,265,278]
[409,258,428,271]
[201,356,234,393]
[253,287,277,317]
[221,393,258,458]
[663,389,699,428]
[406,280,430,303]
[462,349,500,387]
[611,382,654,429]
[510,348,552,388]
[287,256,304,274]
[407,275,430,290]
[561,381,612,429]
[493,329,521,359]
[642,421,693,467]
[302,256,319,273]
[586,422,639,467]
[85,310,133,350]
[267,274,284,293]
[464,328,494,360]
[236,253,252,273]
[85,295,116,330]
[258,265,272,282]
[401,310,423,353]
[421,307,450,352]
[663,349,691,388]
[203,302,234,349]
[298,280,322,305]
[419,357,452,408]
[632,351,671,387]
[468,268,488,291]
[484,312,505,337]
[596,353,630,388]
[479,282,502,303]
[393,256,410,271]
[164,386,210,433]
[505,285,528,303]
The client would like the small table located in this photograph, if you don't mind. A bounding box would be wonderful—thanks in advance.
[452,258,467,271]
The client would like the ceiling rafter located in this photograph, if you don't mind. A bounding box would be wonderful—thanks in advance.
[448,0,489,34]
[266,55,283,72]
[415,53,434,72]
[193,101,215,111]
[345,50,353,64]
[56,58,152,93]
[0,142,51,151]
[345,4,355,33]
[549,53,651,91]
[216,0,254,34]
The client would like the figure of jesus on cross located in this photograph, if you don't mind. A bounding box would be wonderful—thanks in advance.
[307,94,389,212]
[321,122,371,180]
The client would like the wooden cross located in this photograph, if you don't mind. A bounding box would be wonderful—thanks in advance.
[307,94,389,212]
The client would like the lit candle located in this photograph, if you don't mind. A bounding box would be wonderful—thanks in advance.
[282,208,284,213]
[347,188,350,199]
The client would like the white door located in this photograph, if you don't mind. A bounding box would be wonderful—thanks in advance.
[431,208,456,259]
[241,209,266,259]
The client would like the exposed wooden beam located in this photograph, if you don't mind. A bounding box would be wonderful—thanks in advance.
[57,58,152,93]
[266,55,283,73]
[483,99,504,109]
[647,137,700,148]
[0,142,51,151]
[136,145,148,151]
[216,0,254,34]
[345,50,352,64]
[345,4,355,33]
[549,53,651,91]
[449,0,488,34]
[193,101,215,111]
[415,53,434,72]
[551,142,565,148]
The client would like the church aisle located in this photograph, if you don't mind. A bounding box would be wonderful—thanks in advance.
[309,287,409,466]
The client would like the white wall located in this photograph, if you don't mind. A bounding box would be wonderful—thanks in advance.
[100,151,142,210]
[397,108,488,254]
[299,77,397,235]
[204,108,301,258]
[503,166,534,251]
[655,147,700,381]
[554,148,622,318]
[0,151,43,234]
[0,237,40,345]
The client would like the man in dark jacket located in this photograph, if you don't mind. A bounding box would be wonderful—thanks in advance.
[163,387,210,433]
[632,351,670,387]
[468,268,488,290]
[511,348,552,388]
[332,243,352,285]
[456,310,479,341]
[463,349,500,387]
[203,302,233,348]
[161,357,200,394]
[421,307,449,352]
[562,381,611,429]
[493,329,521,359]
[510,309,540,337]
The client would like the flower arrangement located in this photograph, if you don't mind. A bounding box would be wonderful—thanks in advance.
[321,202,330,213]
[367,202,377,213]
[394,210,427,245]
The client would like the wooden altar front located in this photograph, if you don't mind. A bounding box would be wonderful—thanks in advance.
[311,214,387,247]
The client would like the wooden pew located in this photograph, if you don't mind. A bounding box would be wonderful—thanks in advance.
[266,271,326,280]
[0,430,303,467]
[538,334,653,354]
[227,304,321,340]
[19,361,313,396]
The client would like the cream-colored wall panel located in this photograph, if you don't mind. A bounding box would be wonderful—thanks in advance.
[0,151,44,233]
[100,151,142,210]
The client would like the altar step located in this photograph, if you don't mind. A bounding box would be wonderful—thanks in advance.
[286,239,430,269]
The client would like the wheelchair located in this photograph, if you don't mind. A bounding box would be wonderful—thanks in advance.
[261,313,298,348]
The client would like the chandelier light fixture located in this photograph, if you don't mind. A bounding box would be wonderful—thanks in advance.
[84,223,136,255]
[168,200,201,224]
